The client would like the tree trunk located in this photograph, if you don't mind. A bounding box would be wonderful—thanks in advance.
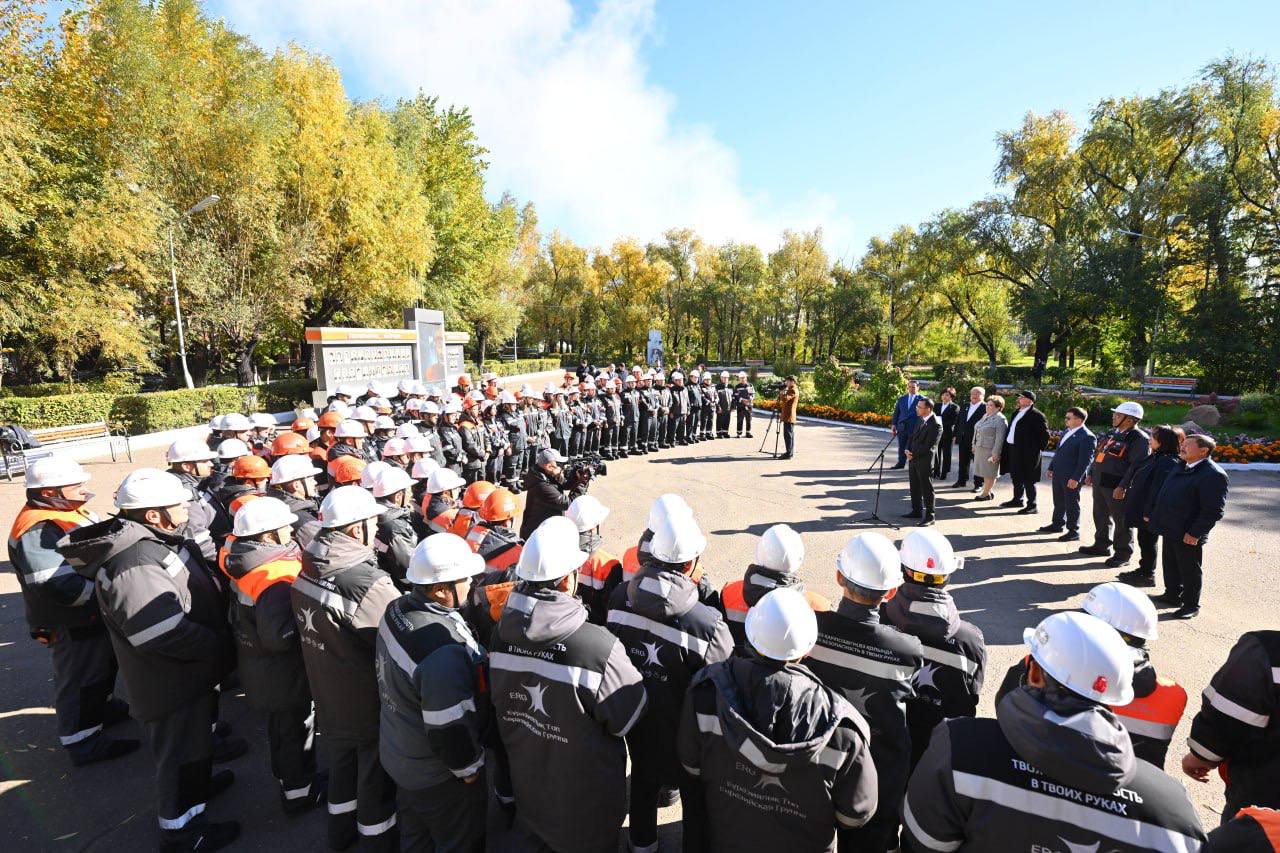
[1032,330,1053,370]
[236,339,258,387]
[477,330,489,370]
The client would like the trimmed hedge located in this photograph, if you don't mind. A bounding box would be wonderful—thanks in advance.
[110,387,255,434]
[255,377,317,413]
[477,358,562,378]
[0,392,119,430]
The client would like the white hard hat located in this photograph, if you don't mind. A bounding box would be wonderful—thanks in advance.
[1112,401,1144,420]
[404,399,425,414]
[745,588,818,661]
[650,513,707,563]
[369,397,392,411]
[520,383,533,395]
[166,437,217,464]
[411,457,440,480]
[319,485,386,528]
[25,456,90,489]
[217,438,251,460]
[516,516,588,582]
[371,465,414,498]
[720,370,729,379]
[398,378,413,394]
[298,407,319,421]
[249,413,277,429]
[360,461,392,490]
[327,400,351,416]
[443,400,462,415]
[427,386,442,398]
[670,371,683,381]
[305,426,320,442]
[1024,611,1134,705]
[269,454,321,486]
[566,495,610,532]
[423,401,441,416]
[373,415,396,431]
[410,381,428,395]
[755,524,805,574]
[352,405,377,423]
[232,496,297,538]
[647,493,692,531]
[407,533,486,585]
[335,419,366,439]
[221,412,252,432]
[1082,582,1159,641]
[836,532,902,591]
[406,435,433,454]
[469,390,484,402]
[499,391,517,405]
[336,384,360,399]
[624,374,636,384]
[655,372,665,381]
[427,468,466,494]
[209,415,226,431]
[382,437,410,458]
[542,383,556,395]
[114,468,192,510]
[737,371,747,378]
[899,528,962,576]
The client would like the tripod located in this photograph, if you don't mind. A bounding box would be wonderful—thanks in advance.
[850,431,900,529]
[757,409,781,457]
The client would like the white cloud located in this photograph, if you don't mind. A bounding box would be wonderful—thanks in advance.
[216,0,856,251]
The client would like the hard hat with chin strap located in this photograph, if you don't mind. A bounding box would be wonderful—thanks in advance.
[319,485,386,529]
[516,516,588,582]
[395,424,421,439]
[649,513,707,563]
[746,588,818,661]
[566,495,610,532]
[218,439,251,460]
[167,437,217,465]
[114,469,193,510]
[407,533,486,586]
[371,466,415,499]
[427,468,466,494]
[411,458,441,480]
[335,419,366,439]
[755,524,804,575]
[836,532,902,591]
[647,493,692,532]
[221,413,252,432]
[381,437,410,459]
[1112,401,1145,420]
[360,461,393,490]
[232,496,297,538]
[1081,582,1158,642]
[25,456,91,489]
[899,528,963,578]
[270,454,321,486]
[1024,611,1134,705]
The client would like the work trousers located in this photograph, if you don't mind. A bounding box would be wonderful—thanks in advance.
[326,735,398,852]
[700,407,714,439]
[49,627,118,756]
[1050,476,1082,531]
[463,466,484,486]
[627,753,707,852]
[503,449,524,488]
[637,415,650,450]
[620,420,636,453]
[142,691,215,838]
[909,459,935,517]
[587,426,600,454]
[397,773,487,853]
[268,703,317,803]
[568,429,585,459]
[1161,535,1204,609]
[1091,481,1133,558]
[716,408,731,438]
[735,406,752,436]
[685,410,698,441]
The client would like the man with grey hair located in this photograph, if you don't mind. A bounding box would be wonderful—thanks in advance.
[951,385,987,491]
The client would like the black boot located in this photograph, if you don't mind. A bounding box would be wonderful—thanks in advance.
[69,735,140,767]
[160,822,241,853]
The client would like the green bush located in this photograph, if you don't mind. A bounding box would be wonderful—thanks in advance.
[0,392,118,430]
[0,374,141,398]
[255,377,317,413]
[813,356,856,406]
[861,361,908,415]
[1086,394,1123,427]
[478,358,563,378]
[110,387,253,434]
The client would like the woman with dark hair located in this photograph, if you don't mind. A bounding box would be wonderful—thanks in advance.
[1119,424,1185,586]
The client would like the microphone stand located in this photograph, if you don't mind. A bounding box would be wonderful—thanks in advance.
[851,431,900,529]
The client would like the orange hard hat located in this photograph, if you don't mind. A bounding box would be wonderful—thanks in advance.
[327,455,367,485]
[462,480,496,509]
[291,417,315,433]
[271,431,310,457]
[231,454,271,480]
[457,374,471,386]
[480,487,517,522]
[317,412,344,429]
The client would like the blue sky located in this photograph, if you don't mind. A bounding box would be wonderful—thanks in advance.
[209,1,1280,259]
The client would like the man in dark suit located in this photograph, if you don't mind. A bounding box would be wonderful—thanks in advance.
[891,380,921,469]
[999,390,1049,514]
[951,385,985,491]
[933,389,959,480]
[1039,406,1096,541]
[1148,433,1229,620]
[903,397,942,526]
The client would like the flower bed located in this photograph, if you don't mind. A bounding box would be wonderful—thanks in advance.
[757,399,893,428]
[1044,429,1280,464]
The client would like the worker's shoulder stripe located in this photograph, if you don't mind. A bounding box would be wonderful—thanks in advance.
[919,644,980,676]
[489,651,602,691]
[606,609,711,656]
[908,600,951,619]
[902,797,962,851]
[1203,684,1271,728]
[950,771,1202,853]
[1115,714,1176,741]
[806,642,917,682]
[1273,666,1280,684]
[292,574,358,617]
[378,620,418,677]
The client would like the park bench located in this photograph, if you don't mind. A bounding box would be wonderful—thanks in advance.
[1141,376,1197,395]
[1,421,132,482]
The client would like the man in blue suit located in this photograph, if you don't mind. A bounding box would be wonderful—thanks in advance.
[891,380,921,469]
[1039,406,1097,541]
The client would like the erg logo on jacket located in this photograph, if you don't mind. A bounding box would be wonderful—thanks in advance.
[718,761,810,821]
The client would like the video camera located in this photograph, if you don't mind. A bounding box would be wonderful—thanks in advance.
[563,453,609,484]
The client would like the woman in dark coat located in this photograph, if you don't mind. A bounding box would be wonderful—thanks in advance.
[933,388,959,480]
[1121,424,1185,586]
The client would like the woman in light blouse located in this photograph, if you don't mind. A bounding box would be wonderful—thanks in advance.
[971,395,1007,502]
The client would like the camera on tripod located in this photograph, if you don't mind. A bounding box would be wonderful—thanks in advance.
[564,453,609,483]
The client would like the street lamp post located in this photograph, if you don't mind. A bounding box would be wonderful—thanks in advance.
[1117,213,1185,380]
[168,194,220,389]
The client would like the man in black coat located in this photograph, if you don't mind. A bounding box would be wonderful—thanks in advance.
[951,385,986,491]
[1148,433,1229,619]
[518,447,588,540]
[904,397,942,526]
[999,390,1049,514]
[1039,406,1097,542]
[933,389,959,480]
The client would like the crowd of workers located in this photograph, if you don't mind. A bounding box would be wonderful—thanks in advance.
[5,370,1278,853]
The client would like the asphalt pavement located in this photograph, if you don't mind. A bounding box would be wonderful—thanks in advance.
[1,417,1275,849]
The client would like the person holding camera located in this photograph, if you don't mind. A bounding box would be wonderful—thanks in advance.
[518,447,590,540]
